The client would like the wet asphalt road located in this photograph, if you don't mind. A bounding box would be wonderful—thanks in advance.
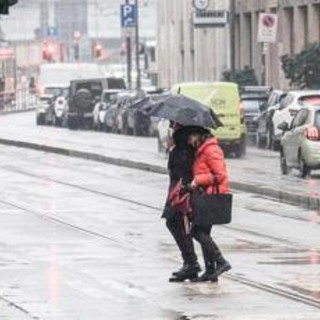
[1,112,320,203]
[0,145,320,319]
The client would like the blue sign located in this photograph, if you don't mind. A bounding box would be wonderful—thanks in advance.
[47,26,58,37]
[120,3,137,28]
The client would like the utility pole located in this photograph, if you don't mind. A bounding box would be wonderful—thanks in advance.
[125,0,132,90]
[135,0,141,90]
[126,35,132,90]
[229,0,236,81]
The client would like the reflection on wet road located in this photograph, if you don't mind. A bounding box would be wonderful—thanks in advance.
[0,145,319,319]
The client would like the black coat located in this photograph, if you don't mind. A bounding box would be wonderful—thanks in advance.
[168,129,194,187]
[163,128,194,219]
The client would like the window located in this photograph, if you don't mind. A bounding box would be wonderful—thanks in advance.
[280,94,293,109]
[300,6,308,48]
[284,8,294,55]
[291,109,309,128]
[244,13,253,66]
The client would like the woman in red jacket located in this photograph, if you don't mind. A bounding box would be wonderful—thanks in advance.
[188,127,231,282]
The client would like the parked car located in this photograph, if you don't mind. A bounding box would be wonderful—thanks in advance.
[272,91,320,151]
[36,94,54,126]
[93,90,122,130]
[53,95,68,127]
[121,93,152,136]
[279,105,320,178]
[157,119,171,153]
[36,85,69,126]
[172,82,247,157]
[104,92,137,133]
[67,77,126,130]
[241,86,271,144]
[256,90,286,149]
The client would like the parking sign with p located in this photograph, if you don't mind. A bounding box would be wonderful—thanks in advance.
[121,3,137,29]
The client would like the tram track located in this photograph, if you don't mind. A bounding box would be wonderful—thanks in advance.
[1,147,317,225]
[0,165,312,246]
[0,166,320,311]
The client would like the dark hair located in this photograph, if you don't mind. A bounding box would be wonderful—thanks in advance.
[186,126,211,136]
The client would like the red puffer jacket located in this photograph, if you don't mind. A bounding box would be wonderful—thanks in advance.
[193,137,230,194]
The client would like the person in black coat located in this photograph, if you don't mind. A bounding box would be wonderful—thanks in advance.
[163,123,200,282]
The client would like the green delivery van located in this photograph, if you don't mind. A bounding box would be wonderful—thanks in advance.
[172,82,247,157]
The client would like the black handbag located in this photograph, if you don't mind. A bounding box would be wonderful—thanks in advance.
[192,181,232,227]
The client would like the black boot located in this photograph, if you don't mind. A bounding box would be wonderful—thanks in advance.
[192,262,218,283]
[211,257,231,278]
[169,263,201,282]
[172,263,188,276]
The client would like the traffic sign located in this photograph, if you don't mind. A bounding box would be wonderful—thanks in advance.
[257,13,278,43]
[47,26,58,38]
[120,3,137,29]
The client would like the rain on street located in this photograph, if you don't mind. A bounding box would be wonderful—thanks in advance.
[2,0,320,319]
[0,141,319,319]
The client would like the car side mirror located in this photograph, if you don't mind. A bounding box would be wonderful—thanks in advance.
[278,122,289,132]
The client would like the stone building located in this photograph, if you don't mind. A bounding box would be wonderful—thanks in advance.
[235,0,320,89]
[157,0,231,88]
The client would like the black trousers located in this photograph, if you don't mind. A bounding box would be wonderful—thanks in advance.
[192,225,222,267]
[166,214,198,266]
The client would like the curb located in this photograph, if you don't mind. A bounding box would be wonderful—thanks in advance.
[0,108,35,116]
[0,137,318,210]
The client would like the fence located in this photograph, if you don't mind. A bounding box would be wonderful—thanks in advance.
[0,89,37,114]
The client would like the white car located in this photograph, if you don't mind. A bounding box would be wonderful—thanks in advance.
[36,94,54,126]
[93,90,121,131]
[53,96,68,127]
[157,119,172,153]
[272,91,320,149]
[36,85,69,126]
[279,105,320,178]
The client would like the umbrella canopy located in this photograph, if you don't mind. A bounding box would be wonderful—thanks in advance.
[145,94,223,129]
[129,92,171,111]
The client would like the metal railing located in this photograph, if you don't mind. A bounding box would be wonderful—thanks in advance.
[0,89,37,114]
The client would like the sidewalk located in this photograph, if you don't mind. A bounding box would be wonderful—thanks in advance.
[0,112,319,209]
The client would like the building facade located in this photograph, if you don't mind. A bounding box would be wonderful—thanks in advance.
[157,0,231,88]
[235,0,320,89]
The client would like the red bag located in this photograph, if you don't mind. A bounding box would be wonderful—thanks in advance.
[167,180,192,216]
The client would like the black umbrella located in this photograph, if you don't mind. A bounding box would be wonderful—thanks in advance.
[145,94,223,129]
[129,93,171,111]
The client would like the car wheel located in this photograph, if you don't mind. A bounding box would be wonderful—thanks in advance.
[267,126,274,150]
[280,150,289,175]
[235,137,246,158]
[122,119,131,135]
[298,153,310,179]
[272,139,281,152]
[36,114,45,126]
[55,117,62,127]
[67,117,79,130]
[257,133,266,149]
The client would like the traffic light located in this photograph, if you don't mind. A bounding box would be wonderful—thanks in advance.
[42,42,54,62]
[93,43,102,59]
[0,0,18,15]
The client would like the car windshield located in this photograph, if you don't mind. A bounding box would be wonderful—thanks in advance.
[242,99,263,113]
[103,92,118,104]
[45,87,68,97]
